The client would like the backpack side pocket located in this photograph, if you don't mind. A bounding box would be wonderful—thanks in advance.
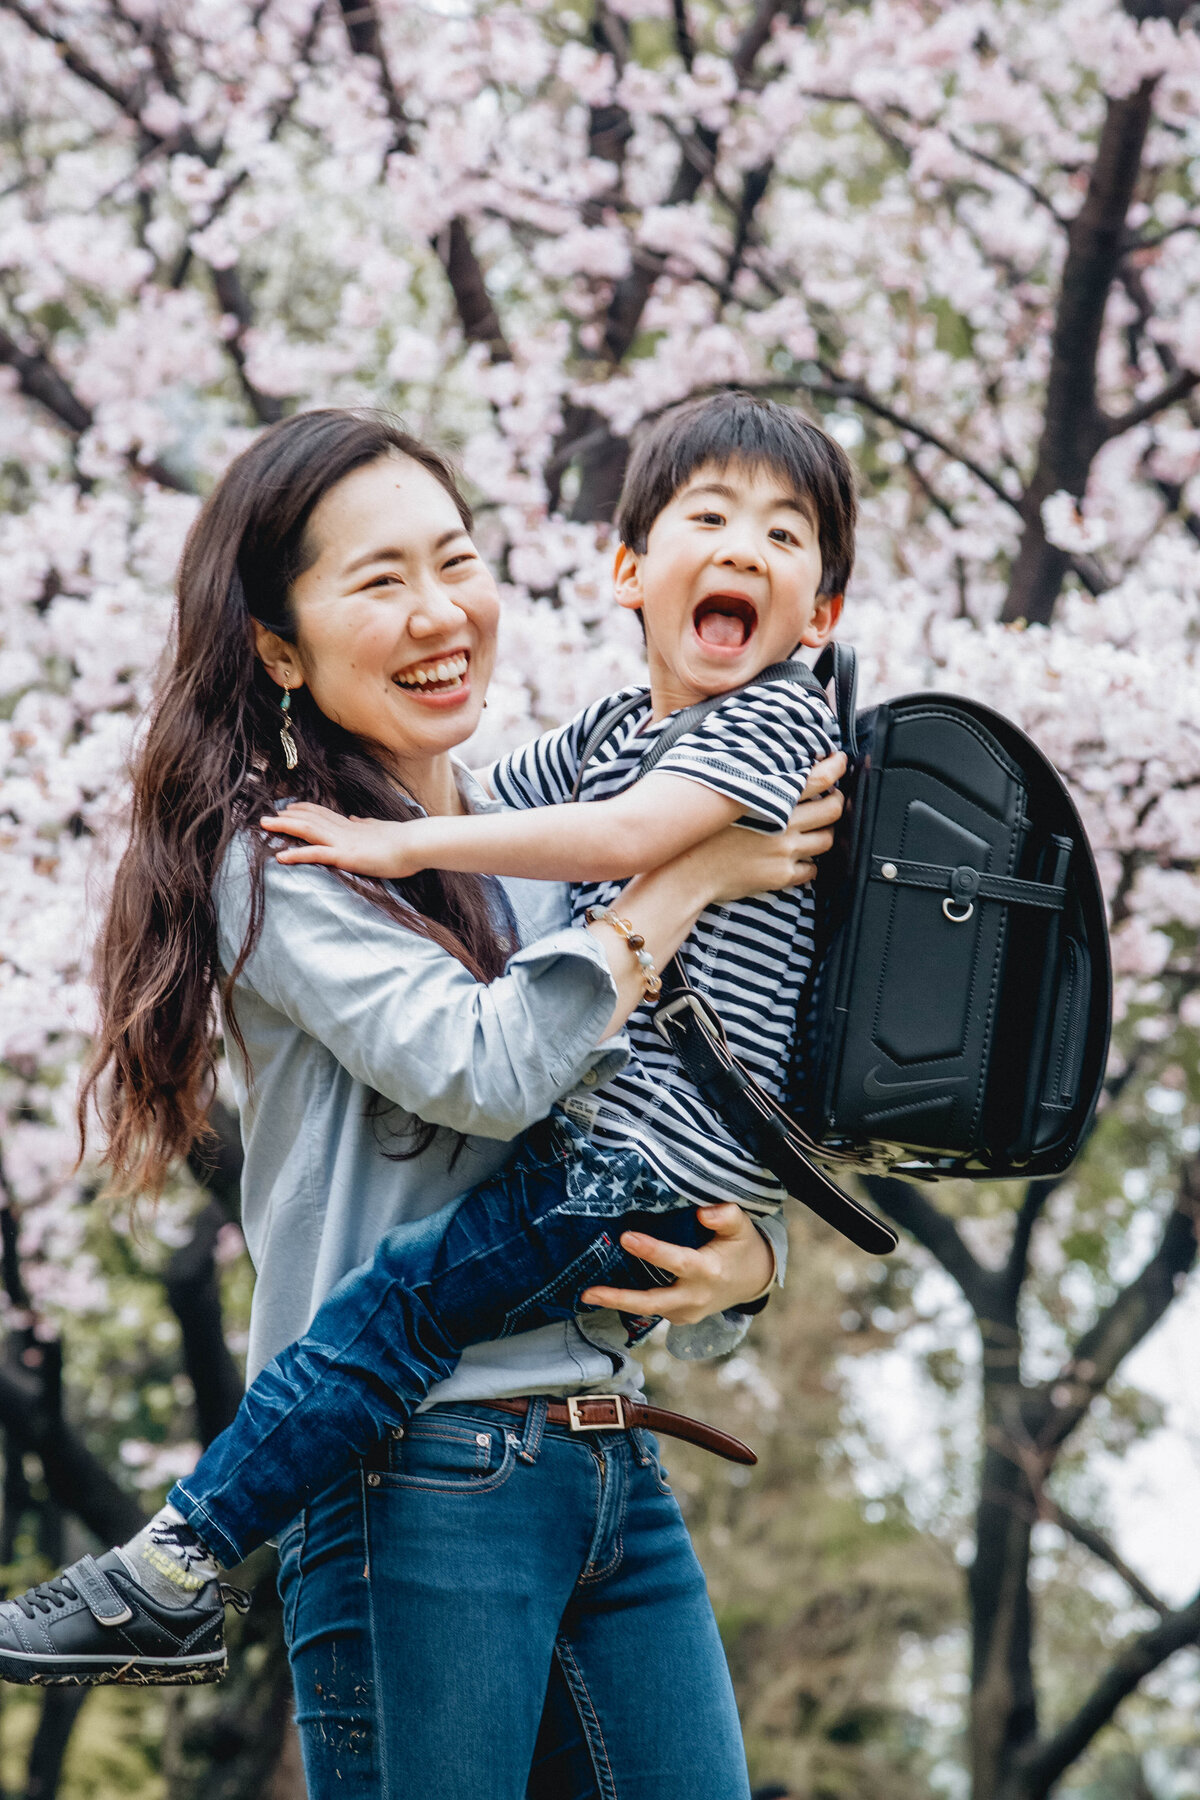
[1033,937,1090,1155]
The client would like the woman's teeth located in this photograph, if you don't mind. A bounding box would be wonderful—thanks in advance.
[393,654,469,691]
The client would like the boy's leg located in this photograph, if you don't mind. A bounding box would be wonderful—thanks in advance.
[0,1116,703,1686]
[170,1113,704,1567]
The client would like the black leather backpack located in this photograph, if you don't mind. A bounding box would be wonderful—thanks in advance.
[573,645,1113,1257]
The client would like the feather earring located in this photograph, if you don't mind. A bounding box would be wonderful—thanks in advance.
[279,685,299,771]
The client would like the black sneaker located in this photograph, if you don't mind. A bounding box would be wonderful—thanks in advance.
[0,1550,248,1686]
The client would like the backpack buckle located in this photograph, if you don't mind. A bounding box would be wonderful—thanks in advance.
[653,989,729,1049]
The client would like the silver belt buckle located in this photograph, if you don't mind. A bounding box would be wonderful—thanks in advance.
[566,1394,627,1432]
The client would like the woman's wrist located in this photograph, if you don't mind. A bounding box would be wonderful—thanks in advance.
[589,858,707,1037]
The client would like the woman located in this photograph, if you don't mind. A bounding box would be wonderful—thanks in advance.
[76,412,843,1796]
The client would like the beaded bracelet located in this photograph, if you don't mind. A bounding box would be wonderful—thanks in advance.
[584,907,663,1001]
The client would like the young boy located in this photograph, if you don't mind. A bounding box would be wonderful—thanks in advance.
[0,392,854,1685]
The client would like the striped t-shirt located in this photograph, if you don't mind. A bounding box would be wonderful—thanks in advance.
[487,675,839,1213]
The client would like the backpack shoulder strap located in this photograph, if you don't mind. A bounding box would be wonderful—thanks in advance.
[639,657,831,778]
[569,693,648,800]
[812,642,859,759]
[651,985,896,1255]
[571,657,841,796]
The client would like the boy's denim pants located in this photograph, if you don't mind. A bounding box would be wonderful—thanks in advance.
[168,1112,709,1567]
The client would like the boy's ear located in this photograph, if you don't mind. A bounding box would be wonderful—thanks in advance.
[798,591,843,649]
[252,620,305,691]
[613,542,644,612]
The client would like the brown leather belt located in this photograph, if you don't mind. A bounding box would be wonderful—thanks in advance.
[486,1394,756,1467]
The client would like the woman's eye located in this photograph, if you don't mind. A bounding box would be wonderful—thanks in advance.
[443,553,477,571]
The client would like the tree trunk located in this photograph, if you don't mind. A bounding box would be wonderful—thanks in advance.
[165,1121,304,1800]
[161,1552,297,1800]
[968,1313,1039,1800]
[1002,81,1155,626]
[22,1691,89,1800]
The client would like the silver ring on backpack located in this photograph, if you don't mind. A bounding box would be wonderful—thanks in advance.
[943,897,974,923]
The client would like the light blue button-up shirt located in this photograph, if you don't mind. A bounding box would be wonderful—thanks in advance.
[217,768,785,1401]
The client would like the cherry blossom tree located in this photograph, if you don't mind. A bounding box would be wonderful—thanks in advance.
[0,0,1197,1794]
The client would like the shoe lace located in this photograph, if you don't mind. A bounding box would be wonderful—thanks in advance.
[11,1573,79,1620]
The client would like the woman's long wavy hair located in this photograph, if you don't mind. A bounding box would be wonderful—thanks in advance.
[81,410,516,1197]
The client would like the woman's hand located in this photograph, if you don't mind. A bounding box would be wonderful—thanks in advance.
[678,748,847,908]
[578,1204,773,1323]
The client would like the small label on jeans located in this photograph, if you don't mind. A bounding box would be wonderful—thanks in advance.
[561,1091,601,1135]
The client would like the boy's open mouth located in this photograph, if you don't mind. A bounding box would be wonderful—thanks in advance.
[692,594,757,650]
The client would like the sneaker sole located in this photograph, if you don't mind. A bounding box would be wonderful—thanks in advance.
[0,1648,227,1687]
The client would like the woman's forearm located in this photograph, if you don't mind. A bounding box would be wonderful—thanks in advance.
[588,852,711,1037]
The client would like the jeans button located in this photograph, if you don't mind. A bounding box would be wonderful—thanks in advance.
[367,1473,381,1487]
[391,1427,405,1440]
[476,1433,490,1447]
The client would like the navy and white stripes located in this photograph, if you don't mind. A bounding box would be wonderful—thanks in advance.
[488,677,839,1212]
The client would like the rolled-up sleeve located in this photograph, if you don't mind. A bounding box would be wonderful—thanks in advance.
[218,845,624,1141]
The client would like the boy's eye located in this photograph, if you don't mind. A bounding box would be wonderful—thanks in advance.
[693,511,725,526]
[769,527,799,545]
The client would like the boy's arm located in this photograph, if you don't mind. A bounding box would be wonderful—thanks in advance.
[262,774,744,883]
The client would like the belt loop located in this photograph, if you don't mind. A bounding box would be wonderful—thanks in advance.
[630,1425,653,1468]
[518,1397,547,1464]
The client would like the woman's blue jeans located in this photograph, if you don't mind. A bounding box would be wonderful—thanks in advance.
[277,1398,751,1800]
[169,1113,708,1568]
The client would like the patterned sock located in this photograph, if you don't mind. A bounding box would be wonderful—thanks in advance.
[114,1505,222,1609]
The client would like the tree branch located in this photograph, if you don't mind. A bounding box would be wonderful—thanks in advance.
[163,1200,245,1448]
[210,265,286,428]
[1102,367,1200,439]
[672,0,694,70]
[1011,1587,1200,1800]
[0,1,133,111]
[807,372,1021,510]
[0,325,93,434]
[1002,1178,1060,1306]
[733,0,804,83]
[1036,1157,1199,1454]
[0,1358,143,1543]
[337,0,509,358]
[720,162,772,303]
[1044,1499,1169,1616]
[0,325,192,491]
[862,1175,994,1317]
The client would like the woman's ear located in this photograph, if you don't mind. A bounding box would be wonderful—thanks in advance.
[252,620,304,691]
[612,543,644,613]
[799,591,844,649]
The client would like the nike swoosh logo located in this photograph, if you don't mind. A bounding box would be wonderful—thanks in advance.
[863,1066,968,1097]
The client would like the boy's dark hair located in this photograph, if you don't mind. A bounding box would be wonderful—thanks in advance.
[616,390,857,596]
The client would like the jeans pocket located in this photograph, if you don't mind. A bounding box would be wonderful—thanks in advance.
[634,1430,673,1497]
[499,1233,619,1337]
[383,1415,517,1495]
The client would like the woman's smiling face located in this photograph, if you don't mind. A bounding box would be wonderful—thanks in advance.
[257,453,500,802]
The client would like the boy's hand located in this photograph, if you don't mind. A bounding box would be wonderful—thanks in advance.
[261,804,429,879]
[800,749,847,802]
